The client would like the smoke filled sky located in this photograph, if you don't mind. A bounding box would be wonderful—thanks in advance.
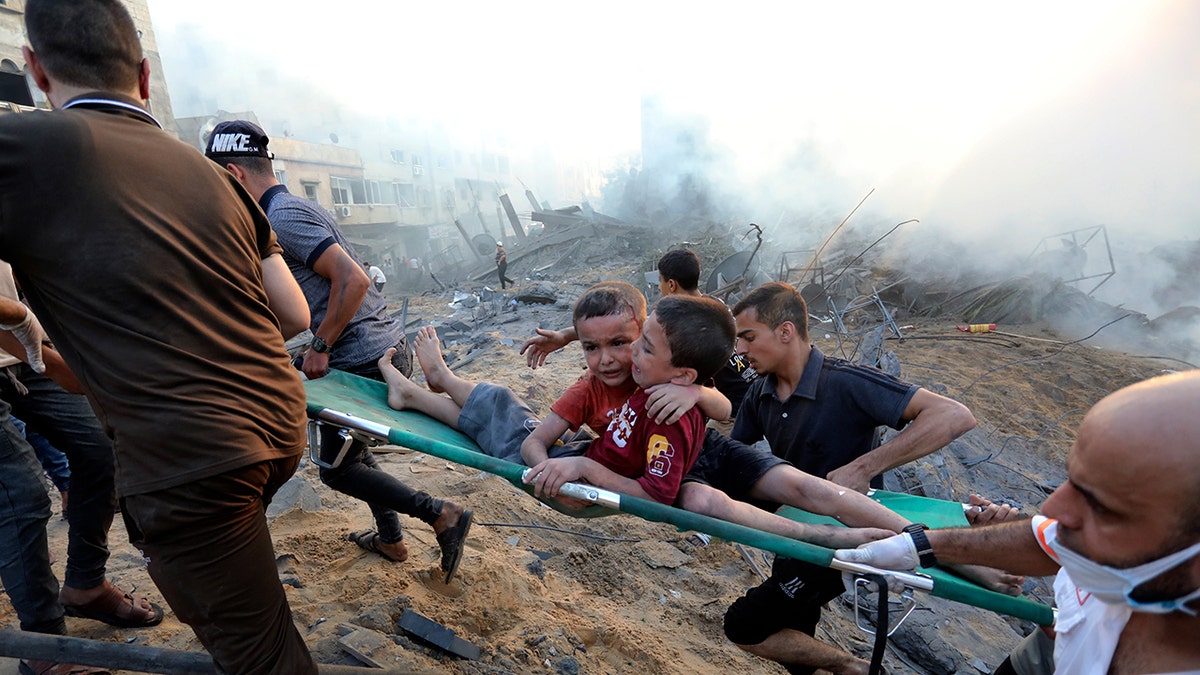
[148,1,1197,278]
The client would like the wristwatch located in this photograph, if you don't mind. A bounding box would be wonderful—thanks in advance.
[310,335,333,354]
[903,523,938,568]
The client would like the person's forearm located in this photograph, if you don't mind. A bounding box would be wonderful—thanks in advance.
[316,271,369,344]
[839,403,975,484]
[262,253,310,339]
[0,298,25,324]
[579,460,656,501]
[520,414,569,466]
[0,331,84,393]
[800,477,910,532]
[696,386,732,422]
[520,435,551,466]
[929,520,1060,576]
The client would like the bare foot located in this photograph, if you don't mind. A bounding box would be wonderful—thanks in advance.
[965,494,1023,526]
[948,562,1025,596]
[414,326,452,394]
[377,347,421,410]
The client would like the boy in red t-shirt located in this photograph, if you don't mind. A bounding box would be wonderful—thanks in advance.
[522,294,735,504]
[377,283,731,504]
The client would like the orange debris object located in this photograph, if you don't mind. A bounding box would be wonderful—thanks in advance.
[957,323,997,333]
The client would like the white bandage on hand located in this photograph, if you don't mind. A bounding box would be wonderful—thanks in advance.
[0,306,47,374]
[833,532,919,570]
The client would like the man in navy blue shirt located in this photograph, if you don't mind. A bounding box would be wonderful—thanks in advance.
[207,122,473,583]
[724,281,978,675]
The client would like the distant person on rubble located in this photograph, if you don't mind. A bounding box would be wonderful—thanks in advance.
[364,261,387,293]
[2,1,321,670]
[495,241,515,289]
[206,120,473,583]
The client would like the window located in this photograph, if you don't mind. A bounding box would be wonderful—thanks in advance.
[390,149,406,163]
[302,181,319,201]
[393,183,415,208]
[365,179,396,205]
[443,188,455,209]
[0,70,34,107]
[273,170,286,186]
[330,176,352,205]
[330,176,367,205]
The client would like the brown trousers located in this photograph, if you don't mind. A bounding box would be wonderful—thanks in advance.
[122,456,315,674]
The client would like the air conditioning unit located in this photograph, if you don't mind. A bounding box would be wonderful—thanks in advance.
[340,206,352,218]
[412,166,424,177]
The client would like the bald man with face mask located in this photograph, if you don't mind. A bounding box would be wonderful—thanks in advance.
[836,370,1200,675]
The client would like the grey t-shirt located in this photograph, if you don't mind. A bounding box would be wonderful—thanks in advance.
[262,186,403,370]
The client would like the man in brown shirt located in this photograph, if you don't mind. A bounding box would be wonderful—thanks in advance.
[0,1,315,672]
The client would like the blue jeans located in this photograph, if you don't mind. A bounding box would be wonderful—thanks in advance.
[0,398,65,634]
[12,416,71,493]
[0,363,115,590]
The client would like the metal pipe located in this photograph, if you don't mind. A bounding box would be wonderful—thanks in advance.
[0,630,408,675]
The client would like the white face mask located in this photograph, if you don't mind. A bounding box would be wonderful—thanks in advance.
[1047,529,1200,615]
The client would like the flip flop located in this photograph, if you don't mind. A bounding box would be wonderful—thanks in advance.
[435,509,473,584]
[20,661,111,675]
[346,529,406,562]
[61,582,164,628]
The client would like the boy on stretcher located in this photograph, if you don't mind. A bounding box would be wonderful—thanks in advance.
[379,282,896,547]
[380,284,730,505]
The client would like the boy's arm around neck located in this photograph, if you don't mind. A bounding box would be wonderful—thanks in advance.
[644,382,732,425]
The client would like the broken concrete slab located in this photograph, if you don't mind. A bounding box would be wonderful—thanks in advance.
[338,626,406,669]
[515,282,557,305]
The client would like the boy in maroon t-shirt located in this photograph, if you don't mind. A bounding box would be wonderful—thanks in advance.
[378,285,733,505]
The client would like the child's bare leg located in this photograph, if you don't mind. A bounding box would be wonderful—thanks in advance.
[414,326,477,406]
[378,348,465,429]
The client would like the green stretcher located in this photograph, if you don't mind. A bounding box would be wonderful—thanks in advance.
[305,369,1054,627]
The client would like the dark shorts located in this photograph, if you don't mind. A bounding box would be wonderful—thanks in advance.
[683,428,788,503]
[724,558,845,653]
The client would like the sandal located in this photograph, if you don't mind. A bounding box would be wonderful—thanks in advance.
[434,509,473,584]
[61,582,164,628]
[346,529,406,562]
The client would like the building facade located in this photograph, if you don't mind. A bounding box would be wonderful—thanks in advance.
[0,0,176,133]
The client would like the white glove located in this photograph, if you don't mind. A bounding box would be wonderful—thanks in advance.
[834,532,919,570]
[0,306,47,374]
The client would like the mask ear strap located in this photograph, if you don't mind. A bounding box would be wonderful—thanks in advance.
[1126,539,1200,580]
